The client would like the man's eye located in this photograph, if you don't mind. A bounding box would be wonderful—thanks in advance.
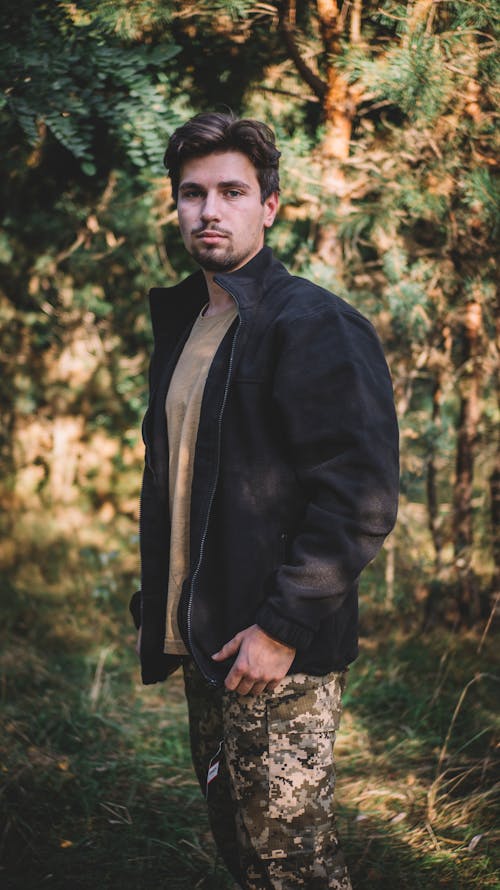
[225,190,242,198]
[182,189,201,199]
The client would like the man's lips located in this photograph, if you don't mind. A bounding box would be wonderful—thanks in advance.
[195,230,229,242]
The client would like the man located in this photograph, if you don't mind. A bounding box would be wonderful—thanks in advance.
[130,111,399,890]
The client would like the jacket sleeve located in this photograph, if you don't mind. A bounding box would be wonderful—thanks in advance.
[255,304,399,651]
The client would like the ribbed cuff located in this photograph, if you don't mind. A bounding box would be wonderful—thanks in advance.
[255,602,315,651]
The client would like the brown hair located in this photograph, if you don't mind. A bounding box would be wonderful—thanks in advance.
[164,111,280,204]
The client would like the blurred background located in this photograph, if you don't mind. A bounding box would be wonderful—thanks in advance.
[0,2,498,888]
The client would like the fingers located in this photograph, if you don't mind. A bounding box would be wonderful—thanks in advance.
[228,676,278,696]
[224,662,246,692]
[227,672,265,696]
[211,634,241,662]
[224,661,275,696]
[213,625,293,695]
[250,681,268,696]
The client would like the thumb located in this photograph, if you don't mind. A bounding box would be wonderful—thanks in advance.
[212,635,241,661]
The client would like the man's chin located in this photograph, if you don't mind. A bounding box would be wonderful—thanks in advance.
[191,247,239,273]
[199,260,238,272]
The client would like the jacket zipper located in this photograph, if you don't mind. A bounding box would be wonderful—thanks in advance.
[186,287,242,684]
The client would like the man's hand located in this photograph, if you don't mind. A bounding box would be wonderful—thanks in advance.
[212,624,295,695]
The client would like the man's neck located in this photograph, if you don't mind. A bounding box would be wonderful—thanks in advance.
[202,271,235,317]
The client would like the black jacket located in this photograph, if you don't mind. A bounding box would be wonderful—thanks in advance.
[130,247,399,686]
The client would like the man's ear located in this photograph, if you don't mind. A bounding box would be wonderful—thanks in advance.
[263,191,279,229]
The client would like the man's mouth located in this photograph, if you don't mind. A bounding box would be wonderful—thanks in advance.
[194,229,229,242]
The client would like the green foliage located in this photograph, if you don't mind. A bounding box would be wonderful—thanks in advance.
[462,167,500,235]
[1,2,182,173]
[89,0,175,39]
[0,0,498,618]
[347,38,454,124]
[0,2,193,486]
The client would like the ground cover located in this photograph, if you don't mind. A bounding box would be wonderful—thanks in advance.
[0,522,497,889]
[1,628,497,889]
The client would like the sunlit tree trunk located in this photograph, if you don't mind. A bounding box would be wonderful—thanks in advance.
[403,0,436,47]
[314,0,354,272]
[279,0,359,278]
[350,0,362,44]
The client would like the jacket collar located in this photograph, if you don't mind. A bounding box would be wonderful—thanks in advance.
[213,245,277,311]
[149,246,283,337]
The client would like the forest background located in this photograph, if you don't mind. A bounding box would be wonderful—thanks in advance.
[0,1,498,888]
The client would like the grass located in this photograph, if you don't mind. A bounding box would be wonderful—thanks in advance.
[0,519,498,889]
[336,631,499,888]
[0,644,231,890]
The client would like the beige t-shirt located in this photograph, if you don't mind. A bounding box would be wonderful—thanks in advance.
[164,304,238,655]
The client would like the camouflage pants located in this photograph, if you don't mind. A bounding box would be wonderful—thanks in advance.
[183,659,352,890]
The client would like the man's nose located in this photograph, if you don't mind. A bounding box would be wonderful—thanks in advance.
[201,193,221,222]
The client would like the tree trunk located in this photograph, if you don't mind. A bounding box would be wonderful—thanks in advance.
[314,0,355,274]
[279,1,358,277]
[403,0,436,47]
[489,287,500,601]
[426,376,443,573]
[385,532,395,606]
[350,0,362,44]
[453,300,482,622]
[490,455,500,596]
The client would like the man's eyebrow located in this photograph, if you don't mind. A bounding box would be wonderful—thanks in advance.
[178,181,202,191]
[218,179,251,190]
[178,179,252,191]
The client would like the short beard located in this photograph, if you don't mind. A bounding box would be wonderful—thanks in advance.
[189,244,245,273]
[191,249,239,272]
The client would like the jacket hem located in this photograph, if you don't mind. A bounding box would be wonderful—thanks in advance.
[129,590,141,629]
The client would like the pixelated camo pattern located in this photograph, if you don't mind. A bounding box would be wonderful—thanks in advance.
[183,661,352,890]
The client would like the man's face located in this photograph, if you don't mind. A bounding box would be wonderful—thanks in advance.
[176,150,278,273]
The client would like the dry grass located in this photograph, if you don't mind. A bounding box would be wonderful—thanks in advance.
[333,630,499,888]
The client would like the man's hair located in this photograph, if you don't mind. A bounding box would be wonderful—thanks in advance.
[164,111,281,204]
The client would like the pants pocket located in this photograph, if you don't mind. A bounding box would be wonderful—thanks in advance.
[265,672,343,858]
[223,673,345,862]
[267,727,336,857]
